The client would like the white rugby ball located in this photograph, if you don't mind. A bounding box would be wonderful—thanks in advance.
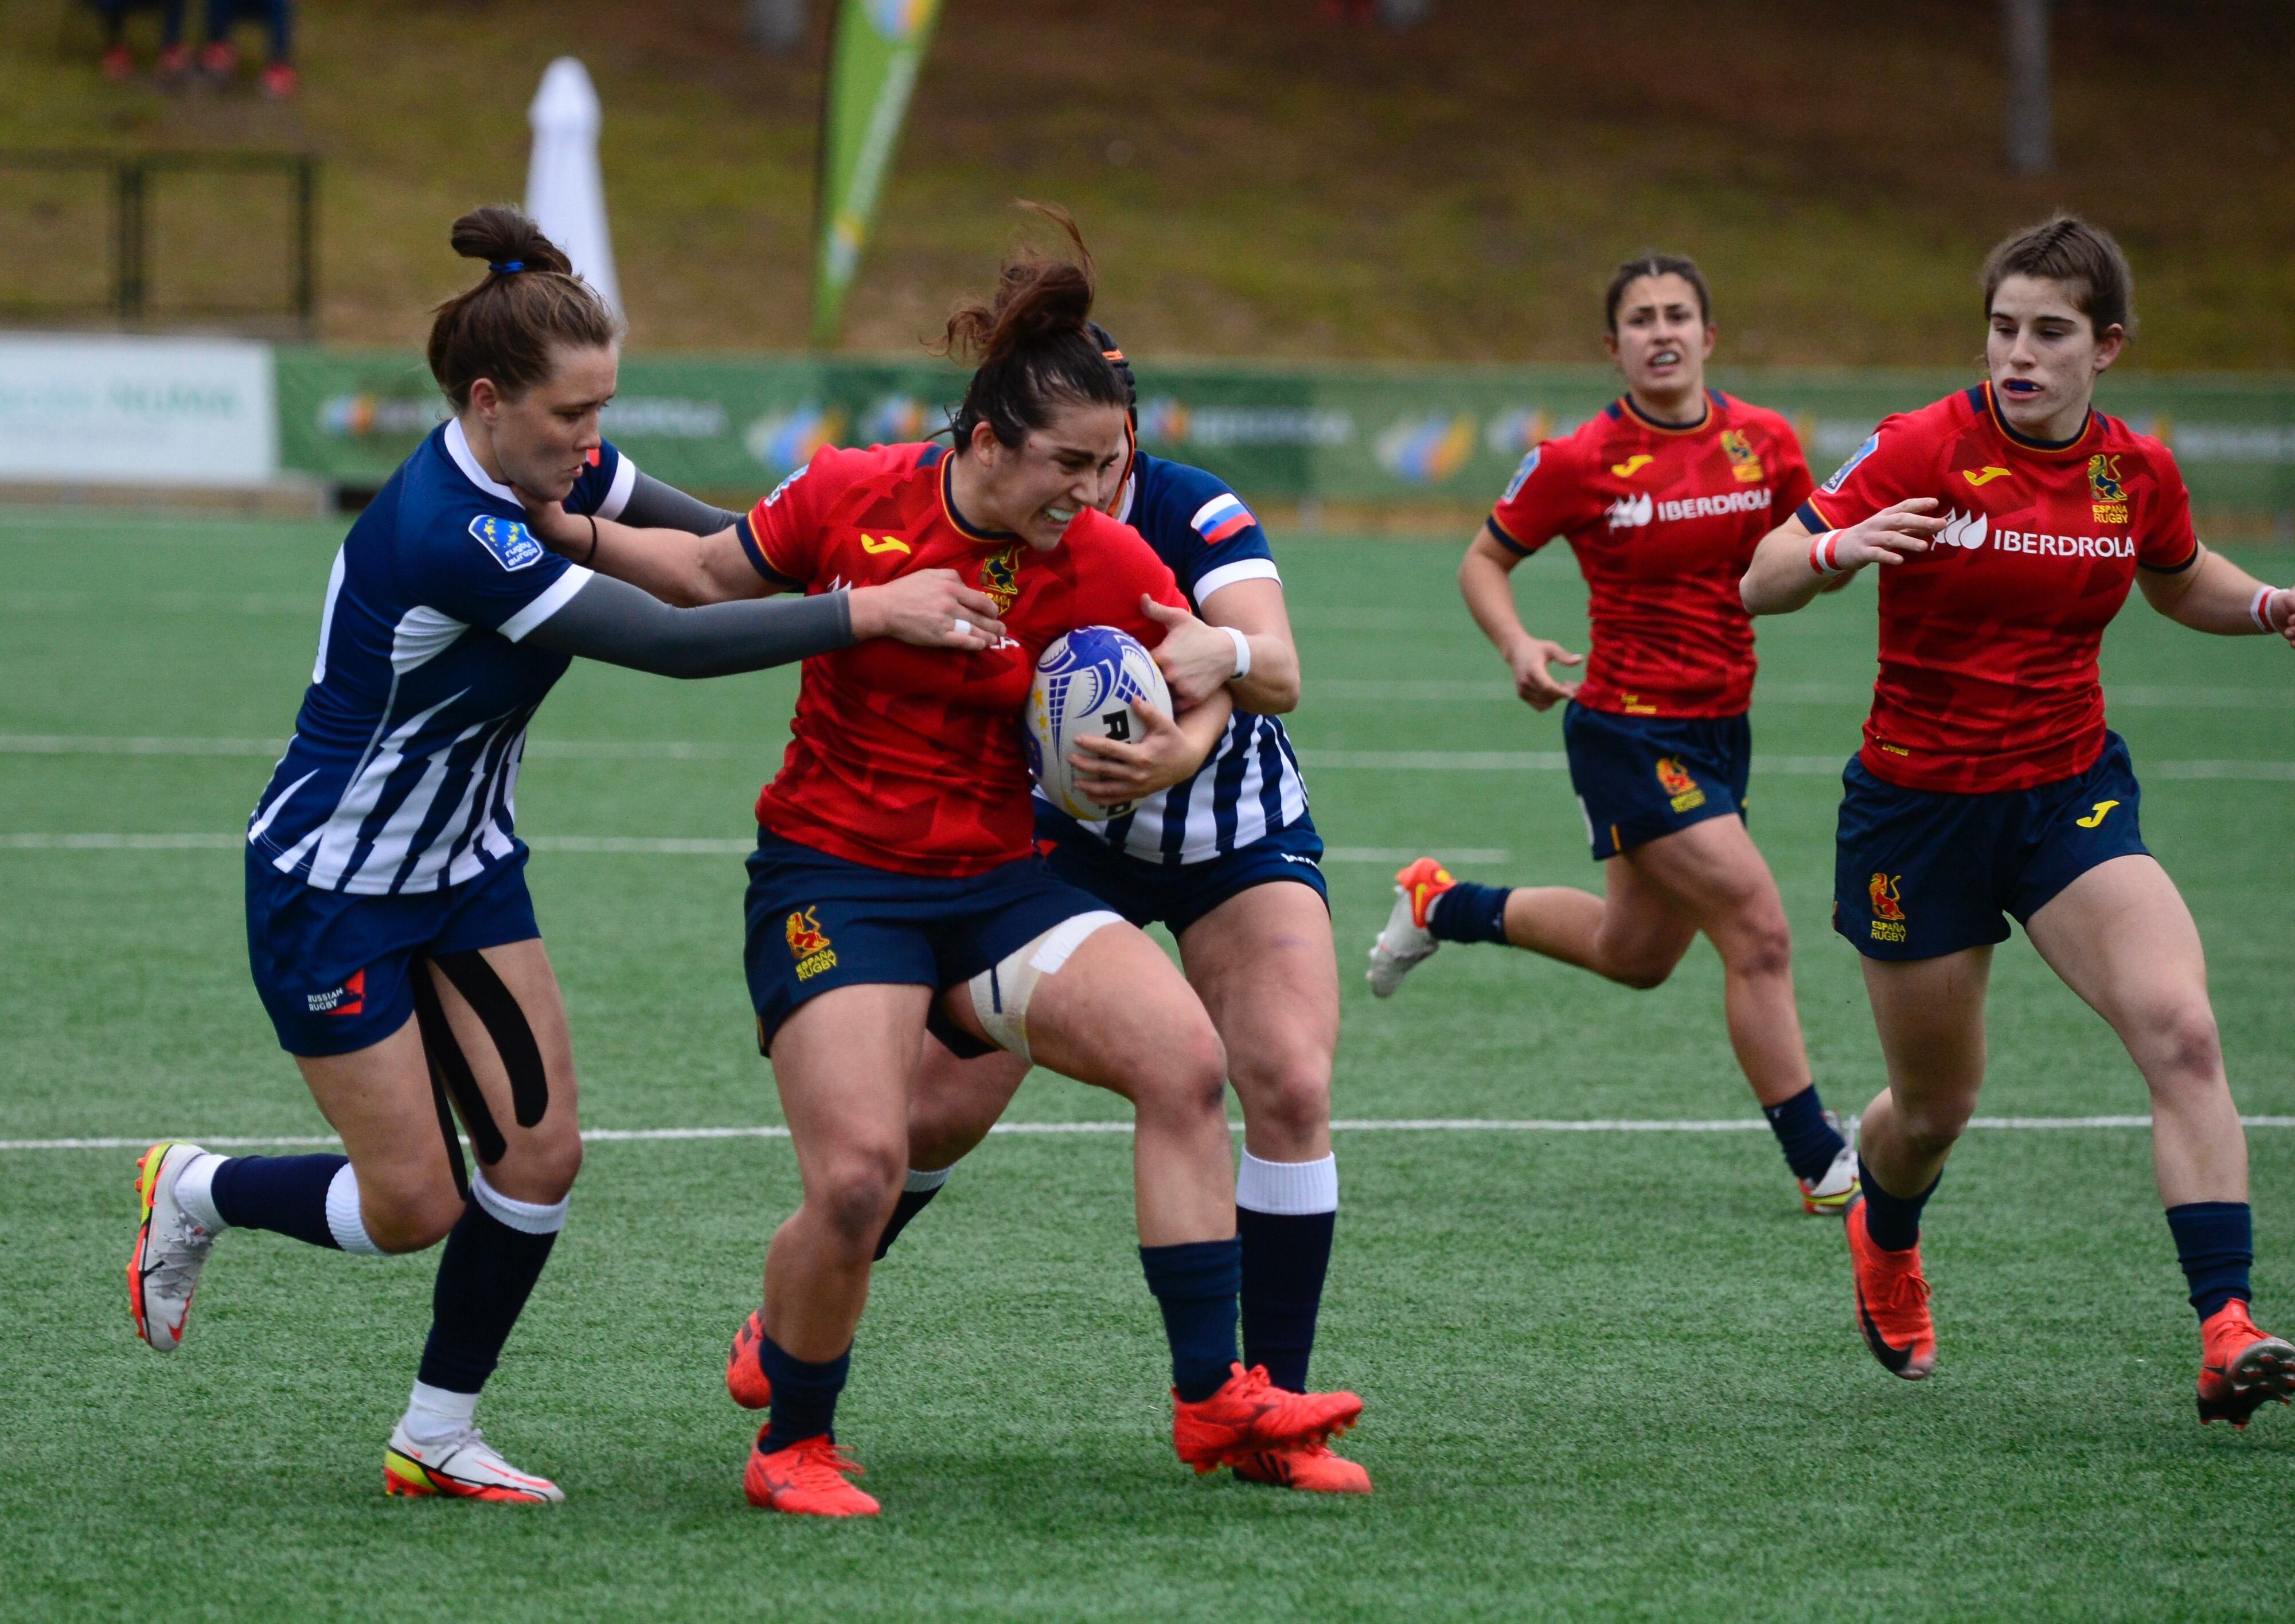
[1025,625,1173,822]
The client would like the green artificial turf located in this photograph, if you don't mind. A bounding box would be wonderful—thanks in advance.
[3,510,2293,1622]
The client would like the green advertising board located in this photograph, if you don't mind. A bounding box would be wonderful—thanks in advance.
[273,347,2295,516]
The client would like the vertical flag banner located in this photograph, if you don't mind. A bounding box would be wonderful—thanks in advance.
[811,0,943,346]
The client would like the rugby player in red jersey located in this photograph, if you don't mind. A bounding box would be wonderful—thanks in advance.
[1369,253,1862,1216]
[1742,215,2295,1419]
[520,215,1362,1514]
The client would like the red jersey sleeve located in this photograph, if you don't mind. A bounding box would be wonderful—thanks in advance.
[2137,448,2200,571]
[1766,417,1816,519]
[736,446,841,586]
[1798,413,1934,533]
[1489,436,1591,556]
[1074,514,1187,645]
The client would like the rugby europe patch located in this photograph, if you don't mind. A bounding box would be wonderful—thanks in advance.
[469,513,547,571]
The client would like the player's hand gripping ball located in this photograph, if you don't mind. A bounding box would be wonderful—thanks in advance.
[1025,626,1173,821]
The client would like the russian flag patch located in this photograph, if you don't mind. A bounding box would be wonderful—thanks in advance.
[1189,492,1255,546]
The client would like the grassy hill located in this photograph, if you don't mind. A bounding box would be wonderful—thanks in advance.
[4,0,2292,369]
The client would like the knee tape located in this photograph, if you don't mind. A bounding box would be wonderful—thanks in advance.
[967,911,1123,1064]
[412,952,552,1172]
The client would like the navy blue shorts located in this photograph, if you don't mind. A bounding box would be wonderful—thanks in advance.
[1832,732,2150,962]
[1563,702,1752,861]
[743,830,1114,1053]
[1035,803,1330,937]
[245,844,541,1058]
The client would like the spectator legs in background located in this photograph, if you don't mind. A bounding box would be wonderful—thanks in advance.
[97,0,134,79]
[196,0,295,96]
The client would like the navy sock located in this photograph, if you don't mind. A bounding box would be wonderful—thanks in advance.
[1238,1208,1334,1393]
[414,1201,559,1394]
[1762,1087,1847,1184]
[1426,882,1512,944]
[1857,1157,1937,1252]
[1139,1236,1243,1403]
[2166,1201,2253,1322]
[872,1184,943,1261]
[755,1331,851,1451]
[209,1153,346,1249]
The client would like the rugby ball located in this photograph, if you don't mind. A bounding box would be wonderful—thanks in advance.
[1025,626,1173,822]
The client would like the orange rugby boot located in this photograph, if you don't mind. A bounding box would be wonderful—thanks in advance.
[1231,1440,1373,1494]
[1171,1363,1363,1473]
[1845,1195,1935,1380]
[2196,1301,2295,1428]
[743,1432,879,1517]
[1366,857,1456,998]
[726,1309,771,1410]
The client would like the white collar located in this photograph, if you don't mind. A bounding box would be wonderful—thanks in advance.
[444,417,517,503]
[1113,469,1138,525]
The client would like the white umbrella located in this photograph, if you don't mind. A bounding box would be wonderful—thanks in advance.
[525,57,622,316]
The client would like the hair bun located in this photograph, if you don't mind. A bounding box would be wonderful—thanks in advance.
[447,206,573,278]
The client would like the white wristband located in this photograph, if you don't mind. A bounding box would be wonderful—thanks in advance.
[2249,585,2276,633]
[1221,624,1252,680]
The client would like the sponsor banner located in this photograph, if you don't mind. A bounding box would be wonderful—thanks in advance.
[0,333,277,486]
[812,0,944,345]
[271,348,2295,513]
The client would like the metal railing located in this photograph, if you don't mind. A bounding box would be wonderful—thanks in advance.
[1,150,317,330]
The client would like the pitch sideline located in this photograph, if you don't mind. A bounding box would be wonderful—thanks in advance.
[6,1115,2292,1152]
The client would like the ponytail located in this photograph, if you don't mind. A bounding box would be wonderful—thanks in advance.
[427,206,622,410]
[936,202,1127,449]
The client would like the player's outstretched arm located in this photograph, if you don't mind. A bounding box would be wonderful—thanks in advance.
[2136,545,2295,645]
[1458,522,1581,712]
[614,472,742,536]
[1740,499,1945,616]
[1067,687,1237,807]
[521,497,770,607]
[524,571,1001,678]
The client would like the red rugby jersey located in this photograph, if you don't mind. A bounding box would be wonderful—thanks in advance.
[1801,383,2199,795]
[739,442,1187,875]
[1489,391,1813,718]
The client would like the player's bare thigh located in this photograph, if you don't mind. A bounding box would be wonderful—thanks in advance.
[295,938,583,1248]
[770,983,935,1223]
[1176,880,1336,1161]
[906,1029,1029,1171]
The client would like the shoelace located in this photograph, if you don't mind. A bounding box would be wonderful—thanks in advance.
[145,1213,212,1294]
[775,1438,865,1488]
[1869,1252,1931,1320]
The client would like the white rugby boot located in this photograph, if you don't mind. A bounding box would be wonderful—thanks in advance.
[1798,1111,1861,1216]
[1365,856,1456,999]
[384,1424,565,1502]
[128,1141,217,1353]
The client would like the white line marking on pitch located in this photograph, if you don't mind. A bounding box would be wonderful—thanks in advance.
[6,1115,2291,1151]
[9,733,2290,780]
[0,832,1505,864]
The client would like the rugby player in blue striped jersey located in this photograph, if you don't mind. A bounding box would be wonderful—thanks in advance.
[125,208,1001,1503]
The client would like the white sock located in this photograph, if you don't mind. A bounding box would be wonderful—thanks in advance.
[173,1152,228,1234]
[1236,1150,1340,1216]
[324,1162,386,1255]
[904,1166,952,1193]
[399,1380,479,1446]
[471,1169,569,1235]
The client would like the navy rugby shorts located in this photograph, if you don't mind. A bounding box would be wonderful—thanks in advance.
[245,843,541,1057]
[1563,701,1752,861]
[1033,803,1329,937]
[1831,732,2149,962]
[743,829,1114,1053]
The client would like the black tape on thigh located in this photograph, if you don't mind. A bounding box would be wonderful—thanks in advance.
[412,964,506,1168]
[430,950,551,1130]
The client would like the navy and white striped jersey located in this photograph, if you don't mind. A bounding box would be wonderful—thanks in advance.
[1044,453,1312,865]
[247,421,635,895]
